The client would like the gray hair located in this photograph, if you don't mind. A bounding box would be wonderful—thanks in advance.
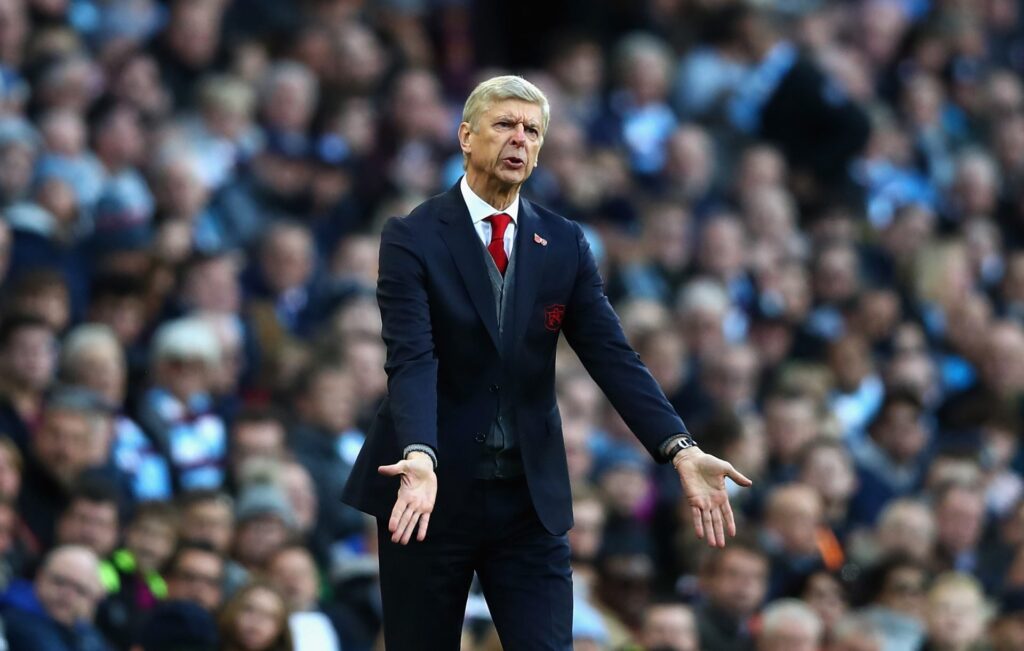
[258,60,318,110]
[462,75,550,135]
[152,317,221,366]
[61,324,122,375]
[676,278,730,316]
[759,599,823,642]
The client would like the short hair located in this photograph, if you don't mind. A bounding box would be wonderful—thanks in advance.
[165,540,224,576]
[60,324,121,379]
[131,500,179,530]
[927,571,984,606]
[0,313,53,349]
[461,75,550,135]
[230,405,285,433]
[89,272,147,302]
[759,598,823,642]
[698,533,766,577]
[177,489,234,513]
[67,474,121,509]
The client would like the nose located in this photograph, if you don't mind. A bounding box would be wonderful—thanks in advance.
[509,124,526,145]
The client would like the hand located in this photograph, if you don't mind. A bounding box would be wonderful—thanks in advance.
[378,452,437,545]
[673,448,752,548]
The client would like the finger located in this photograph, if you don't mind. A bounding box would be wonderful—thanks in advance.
[691,506,705,540]
[726,465,753,487]
[417,513,431,541]
[711,507,726,548]
[391,504,416,543]
[378,462,406,477]
[399,512,421,545]
[723,497,737,537]
[388,500,408,534]
[702,508,715,547]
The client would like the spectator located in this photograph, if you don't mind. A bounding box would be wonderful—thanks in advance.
[55,477,121,560]
[0,314,57,450]
[0,544,110,651]
[231,480,295,573]
[217,581,293,651]
[135,316,226,492]
[132,600,219,651]
[266,545,340,651]
[857,555,929,651]
[919,572,988,651]
[640,601,699,651]
[695,537,769,651]
[756,598,823,651]
[164,542,225,614]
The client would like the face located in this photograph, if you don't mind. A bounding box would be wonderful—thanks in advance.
[642,605,698,651]
[57,500,119,558]
[34,409,104,487]
[759,621,820,651]
[231,421,285,476]
[879,566,927,617]
[125,517,176,574]
[235,515,290,569]
[35,552,103,627]
[233,587,286,651]
[802,573,847,629]
[282,463,317,534]
[460,99,544,190]
[306,370,357,433]
[569,500,605,563]
[0,444,22,500]
[268,548,319,611]
[769,492,823,557]
[181,500,234,554]
[158,356,211,402]
[261,228,314,295]
[801,447,856,504]
[876,404,926,463]
[936,488,985,555]
[71,346,125,406]
[765,398,817,464]
[167,550,224,612]
[927,585,984,649]
[3,326,56,391]
[704,549,768,616]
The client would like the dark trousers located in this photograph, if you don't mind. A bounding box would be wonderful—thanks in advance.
[377,476,573,650]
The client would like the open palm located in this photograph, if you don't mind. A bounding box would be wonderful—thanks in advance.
[674,450,752,548]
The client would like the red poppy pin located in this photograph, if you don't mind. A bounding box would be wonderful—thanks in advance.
[544,304,566,332]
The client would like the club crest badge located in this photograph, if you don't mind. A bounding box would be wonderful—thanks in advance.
[544,304,566,332]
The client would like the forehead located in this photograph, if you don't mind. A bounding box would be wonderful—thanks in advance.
[481,99,543,124]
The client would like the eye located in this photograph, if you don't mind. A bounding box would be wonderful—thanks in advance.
[527,127,539,136]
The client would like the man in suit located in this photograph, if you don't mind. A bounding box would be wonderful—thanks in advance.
[342,75,752,650]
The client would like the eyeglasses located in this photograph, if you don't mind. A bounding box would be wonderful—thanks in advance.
[43,571,99,601]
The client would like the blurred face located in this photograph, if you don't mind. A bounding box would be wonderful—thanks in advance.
[703,347,758,409]
[877,506,935,562]
[344,340,387,403]
[698,219,746,280]
[801,447,856,504]
[268,548,319,611]
[261,228,314,295]
[879,566,927,617]
[991,614,1024,651]
[642,605,698,651]
[802,573,847,630]
[875,404,926,463]
[759,619,820,651]
[282,463,317,534]
[926,585,984,650]
[89,296,146,345]
[305,370,357,433]
[185,258,241,314]
[35,551,102,627]
[157,356,211,402]
[768,490,823,557]
[181,500,234,554]
[57,499,119,558]
[765,398,817,464]
[235,515,290,569]
[34,409,104,487]
[0,444,22,500]
[459,99,544,191]
[232,587,286,651]
[703,549,768,616]
[125,517,176,574]
[2,326,56,391]
[599,466,648,516]
[231,420,285,476]
[569,499,605,563]
[935,488,985,555]
[70,345,125,406]
[167,549,224,612]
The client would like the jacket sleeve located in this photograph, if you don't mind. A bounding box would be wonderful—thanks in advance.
[561,221,688,461]
[377,216,439,453]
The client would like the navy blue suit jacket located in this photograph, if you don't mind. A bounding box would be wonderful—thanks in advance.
[342,182,687,535]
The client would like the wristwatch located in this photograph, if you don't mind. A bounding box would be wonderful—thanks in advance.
[667,435,699,462]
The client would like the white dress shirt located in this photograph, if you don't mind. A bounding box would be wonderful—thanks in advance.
[460,175,518,258]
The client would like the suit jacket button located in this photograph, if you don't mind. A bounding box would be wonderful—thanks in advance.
[474,432,486,443]
[489,384,499,392]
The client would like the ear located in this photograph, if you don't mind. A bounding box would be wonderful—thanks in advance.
[458,122,472,157]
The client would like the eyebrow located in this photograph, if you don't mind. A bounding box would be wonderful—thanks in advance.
[495,114,541,129]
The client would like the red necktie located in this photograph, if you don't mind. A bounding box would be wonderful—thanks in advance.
[485,213,512,275]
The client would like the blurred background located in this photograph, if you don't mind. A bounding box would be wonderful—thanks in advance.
[0,0,1021,650]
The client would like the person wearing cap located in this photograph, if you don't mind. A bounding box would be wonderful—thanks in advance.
[135,317,226,493]
[231,480,296,573]
[342,74,751,650]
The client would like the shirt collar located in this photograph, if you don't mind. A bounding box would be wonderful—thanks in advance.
[460,175,519,225]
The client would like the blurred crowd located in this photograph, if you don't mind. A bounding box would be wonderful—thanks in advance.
[0,0,1021,650]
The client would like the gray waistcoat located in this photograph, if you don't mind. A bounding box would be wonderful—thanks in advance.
[475,233,524,479]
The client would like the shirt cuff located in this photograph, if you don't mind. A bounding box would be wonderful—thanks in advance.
[403,444,438,469]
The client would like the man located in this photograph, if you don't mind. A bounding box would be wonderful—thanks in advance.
[164,542,225,613]
[0,545,110,651]
[640,601,699,651]
[756,599,823,651]
[342,75,751,650]
[696,539,770,651]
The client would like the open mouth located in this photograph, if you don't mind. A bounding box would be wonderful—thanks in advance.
[502,156,525,169]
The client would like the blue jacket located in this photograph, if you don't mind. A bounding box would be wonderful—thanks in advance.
[0,580,111,651]
[342,182,687,535]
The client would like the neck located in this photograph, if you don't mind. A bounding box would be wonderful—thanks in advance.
[465,170,520,211]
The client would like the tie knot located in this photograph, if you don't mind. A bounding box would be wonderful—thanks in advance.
[486,213,512,240]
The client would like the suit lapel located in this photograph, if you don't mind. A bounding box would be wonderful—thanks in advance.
[509,198,547,355]
[438,184,501,351]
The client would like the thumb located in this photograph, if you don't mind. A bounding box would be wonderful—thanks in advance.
[726,465,753,487]
[378,462,406,477]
